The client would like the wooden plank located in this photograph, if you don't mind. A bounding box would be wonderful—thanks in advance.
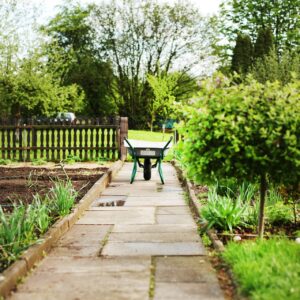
[40,128,45,159]
[84,128,88,161]
[6,128,11,159]
[101,128,105,157]
[46,127,50,161]
[106,128,111,159]
[18,127,23,161]
[51,128,55,161]
[62,127,66,160]
[1,129,4,159]
[26,127,31,161]
[79,128,83,160]
[12,127,17,160]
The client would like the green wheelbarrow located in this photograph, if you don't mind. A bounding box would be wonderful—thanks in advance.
[124,137,173,184]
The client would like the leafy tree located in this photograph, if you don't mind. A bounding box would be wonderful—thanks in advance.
[91,0,214,128]
[179,74,300,237]
[219,0,300,62]
[254,27,274,59]
[43,2,118,116]
[231,33,253,75]
[0,49,85,117]
[147,73,178,131]
[251,49,300,84]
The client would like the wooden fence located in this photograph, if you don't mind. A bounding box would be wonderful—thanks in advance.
[0,117,128,162]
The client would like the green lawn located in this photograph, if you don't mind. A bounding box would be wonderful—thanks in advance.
[128,130,172,142]
[222,239,300,300]
[127,130,175,161]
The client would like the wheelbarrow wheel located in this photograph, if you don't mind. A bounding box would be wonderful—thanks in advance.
[144,158,151,180]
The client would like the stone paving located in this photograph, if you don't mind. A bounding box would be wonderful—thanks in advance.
[9,163,224,300]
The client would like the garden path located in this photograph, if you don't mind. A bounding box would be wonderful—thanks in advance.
[9,163,224,300]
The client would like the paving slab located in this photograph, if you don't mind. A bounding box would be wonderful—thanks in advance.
[102,242,205,256]
[156,206,191,215]
[155,256,220,283]
[109,232,200,243]
[112,224,197,233]
[76,207,155,225]
[156,214,196,225]
[154,282,224,300]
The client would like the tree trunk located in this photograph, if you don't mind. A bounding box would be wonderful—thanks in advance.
[258,173,267,238]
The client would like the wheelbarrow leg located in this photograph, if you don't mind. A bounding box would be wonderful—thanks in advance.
[130,158,138,184]
[158,159,164,184]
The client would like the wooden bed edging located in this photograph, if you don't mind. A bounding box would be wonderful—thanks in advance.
[0,160,124,298]
[172,160,225,253]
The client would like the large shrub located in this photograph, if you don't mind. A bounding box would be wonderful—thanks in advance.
[179,75,300,236]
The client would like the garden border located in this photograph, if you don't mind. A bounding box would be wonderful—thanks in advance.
[172,161,225,252]
[0,160,124,298]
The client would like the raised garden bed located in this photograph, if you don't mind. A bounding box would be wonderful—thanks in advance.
[0,165,108,211]
[0,161,123,298]
[173,161,300,300]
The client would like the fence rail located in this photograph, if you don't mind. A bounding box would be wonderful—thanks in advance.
[0,117,128,162]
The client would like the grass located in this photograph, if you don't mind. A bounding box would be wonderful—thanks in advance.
[222,239,300,300]
[128,130,174,161]
[0,178,77,272]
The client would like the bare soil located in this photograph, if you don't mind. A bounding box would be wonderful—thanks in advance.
[0,165,108,210]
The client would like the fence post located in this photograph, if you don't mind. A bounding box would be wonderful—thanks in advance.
[119,117,128,161]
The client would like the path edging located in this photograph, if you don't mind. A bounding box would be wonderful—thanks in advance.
[172,161,225,252]
[0,160,124,298]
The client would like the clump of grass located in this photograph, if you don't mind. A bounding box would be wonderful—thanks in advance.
[0,178,77,271]
[64,154,81,164]
[201,185,248,232]
[48,179,77,216]
[222,239,300,300]
[0,158,12,165]
[31,158,47,166]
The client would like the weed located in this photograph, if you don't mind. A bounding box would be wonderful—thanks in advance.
[201,233,212,247]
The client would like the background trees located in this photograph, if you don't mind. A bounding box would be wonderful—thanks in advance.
[218,0,300,81]
[0,0,84,118]
[91,0,214,127]
[42,3,118,117]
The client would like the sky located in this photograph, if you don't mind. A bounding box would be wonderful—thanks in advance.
[34,0,222,22]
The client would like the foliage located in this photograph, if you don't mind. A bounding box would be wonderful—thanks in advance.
[43,3,118,117]
[222,239,300,300]
[178,74,300,236]
[266,187,294,225]
[0,159,12,165]
[231,34,253,75]
[251,49,300,84]
[201,186,248,232]
[91,0,214,128]
[31,158,47,166]
[64,154,81,164]
[0,178,77,271]
[253,27,274,60]
[219,0,300,56]
[147,73,178,131]
[48,179,77,216]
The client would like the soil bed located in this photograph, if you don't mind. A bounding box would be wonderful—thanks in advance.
[0,165,108,210]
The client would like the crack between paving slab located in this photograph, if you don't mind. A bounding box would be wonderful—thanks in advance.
[98,225,113,256]
[148,256,156,300]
